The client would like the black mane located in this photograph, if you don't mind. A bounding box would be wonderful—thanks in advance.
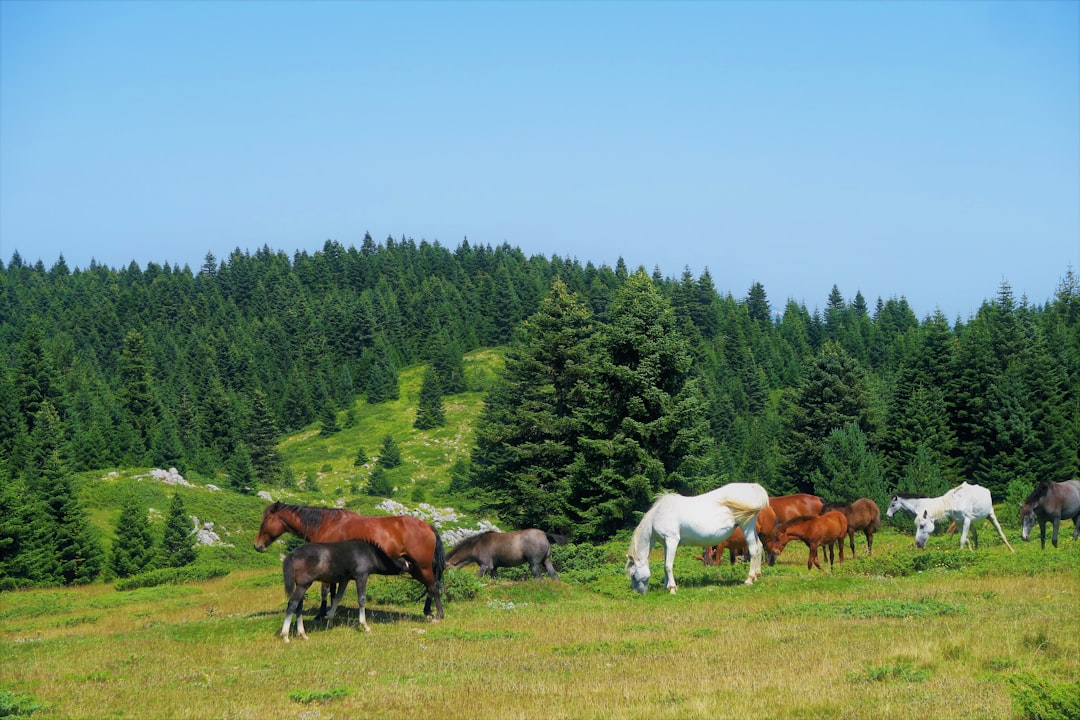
[449,531,496,554]
[1024,482,1052,505]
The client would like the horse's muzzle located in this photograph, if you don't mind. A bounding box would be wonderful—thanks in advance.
[254,542,266,552]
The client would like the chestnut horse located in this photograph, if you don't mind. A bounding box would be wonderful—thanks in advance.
[765,494,824,565]
[254,502,446,620]
[696,505,778,566]
[772,510,849,571]
[821,498,881,556]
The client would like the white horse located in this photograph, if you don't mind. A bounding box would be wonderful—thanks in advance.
[887,482,1014,552]
[626,482,769,594]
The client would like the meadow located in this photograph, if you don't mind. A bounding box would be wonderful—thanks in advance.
[2,526,1077,720]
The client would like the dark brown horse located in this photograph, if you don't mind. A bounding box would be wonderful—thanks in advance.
[822,498,881,556]
[765,494,824,565]
[255,502,446,620]
[772,510,849,571]
[1021,480,1080,549]
[447,529,567,580]
[280,540,410,642]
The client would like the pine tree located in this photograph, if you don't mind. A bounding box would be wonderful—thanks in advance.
[226,443,255,494]
[353,445,369,467]
[414,367,446,429]
[109,494,156,579]
[366,465,394,497]
[377,435,402,469]
[247,389,284,482]
[116,329,158,463]
[569,272,711,539]
[810,423,888,509]
[318,403,341,436]
[159,492,197,568]
[780,340,875,493]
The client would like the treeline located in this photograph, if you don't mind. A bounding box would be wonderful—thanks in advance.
[1,236,1077,575]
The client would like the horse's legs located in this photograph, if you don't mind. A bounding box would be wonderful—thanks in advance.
[808,543,820,571]
[848,530,855,556]
[663,538,680,593]
[838,536,845,564]
[354,574,371,632]
[1051,519,1061,548]
[1071,517,1080,542]
[959,518,973,550]
[314,582,332,622]
[324,580,350,627]
[528,560,543,580]
[543,557,559,580]
[987,511,1014,552]
[295,594,309,641]
[1039,520,1048,549]
[744,525,762,585]
[865,529,873,556]
[281,589,306,642]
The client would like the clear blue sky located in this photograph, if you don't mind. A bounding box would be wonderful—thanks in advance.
[2,1,1077,321]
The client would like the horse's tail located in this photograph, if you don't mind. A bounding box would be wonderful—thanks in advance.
[430,523,446,585]
[722,483,770,527]
[545,532,569,546]
[282,556,296,598]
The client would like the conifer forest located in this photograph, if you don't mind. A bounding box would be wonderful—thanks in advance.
[2,236,1077,587]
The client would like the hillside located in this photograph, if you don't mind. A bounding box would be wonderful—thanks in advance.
[75,348,504,572]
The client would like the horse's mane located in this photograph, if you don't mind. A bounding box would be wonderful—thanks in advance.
[823,501,852,512]
[1024,482,1052,506]
[450,531,496,554]
[892,492,926,499]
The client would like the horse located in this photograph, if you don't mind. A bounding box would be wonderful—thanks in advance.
[765,493,825,565]
[1020,480,1080,549]
[888,483,1014,552]
[821,498,881,556]
[626,482,769,594]
[696,505,779,566]
[254,502,447,620]
[772,510,849,571]
[447,529,567,580]
[279,540,410,642]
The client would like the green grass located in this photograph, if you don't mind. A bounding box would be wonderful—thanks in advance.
[2,532,1077,719]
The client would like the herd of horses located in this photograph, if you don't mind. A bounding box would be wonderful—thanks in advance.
[255,479,1080,640]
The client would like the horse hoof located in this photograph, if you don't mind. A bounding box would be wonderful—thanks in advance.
[282,636,290,644]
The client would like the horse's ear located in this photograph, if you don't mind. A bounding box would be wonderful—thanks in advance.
[921,510,928,518]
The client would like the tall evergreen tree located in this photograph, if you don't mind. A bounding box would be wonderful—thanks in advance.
[469,278,594,531]
[377,434,402,469]
[414,367,446,430]
[159,492,197,568]
[569,272,711,540]
[811,423,888,510]
[109,494,156,579]
[246,389,284,482]
[226,443,255,494]
[116,329,158,462]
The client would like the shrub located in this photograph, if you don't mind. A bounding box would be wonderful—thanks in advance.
[114,564,230,591]
[1008,673,1080,720]
[0,690,44,717]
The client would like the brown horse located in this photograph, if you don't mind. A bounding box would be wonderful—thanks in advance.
[765,494,824,565]
[447,529,566,580]
[822,498,881,556]
[696,505,779,565]
[772,510,849,571]
[1021,480,1080,549]
[254,502,446,620]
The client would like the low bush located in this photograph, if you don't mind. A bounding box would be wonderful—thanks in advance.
[114,565,230,591]
[1008,673,1080,720]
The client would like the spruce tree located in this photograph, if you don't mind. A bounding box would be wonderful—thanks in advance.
[109,494,156,579]
[318,403,341,436]
[226,443,255,494]
[810,423,888,509]
[469,278,594,531]
[414,367,446,429]
[377,435,402,469]
[366,465,394,497]
[569,272,711,539]
[159,492,197,568]
[246,389,284,482]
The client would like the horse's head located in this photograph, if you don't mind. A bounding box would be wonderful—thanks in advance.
[626,554,651,595]
[885,495,903,518]
[254,502,287,552]
[1019,504,1035,541]
[914,510,936,548]
[771,528,791,555]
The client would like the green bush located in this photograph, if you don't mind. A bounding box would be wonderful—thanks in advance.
[114,564,230,591]
[0,690,44,717]
[1008,674,1080,720]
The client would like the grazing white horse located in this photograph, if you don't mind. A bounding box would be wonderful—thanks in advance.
[626,482,769,594]
[887,482,1014,552]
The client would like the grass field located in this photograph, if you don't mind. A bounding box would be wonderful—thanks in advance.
[3,527,1077,720]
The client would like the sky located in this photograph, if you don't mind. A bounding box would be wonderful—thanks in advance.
[1,1,1078,322]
